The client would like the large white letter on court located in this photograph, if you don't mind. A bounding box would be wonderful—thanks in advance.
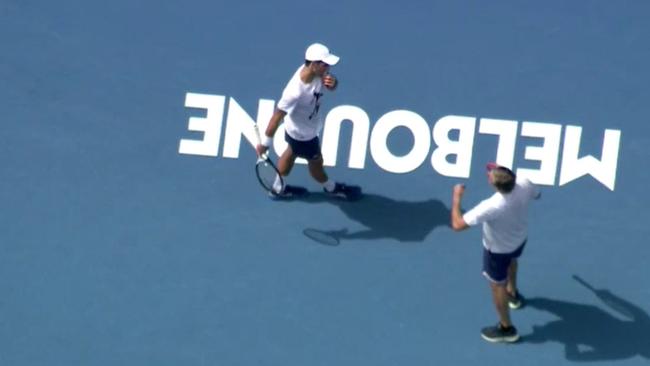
[222,98,275,158]
[516,122,562,185]
[559,126,621,191]
[370,110,430,174]
[431,115,476,178]
[479,118,518,168]
[179,93,225,157]
[322,105,370,168]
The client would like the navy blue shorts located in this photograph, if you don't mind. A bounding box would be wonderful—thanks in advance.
[285,132,322,161]
[482,241,526,284]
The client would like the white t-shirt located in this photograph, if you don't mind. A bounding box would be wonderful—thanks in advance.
[463,178,540,253]
[276,65,324,141]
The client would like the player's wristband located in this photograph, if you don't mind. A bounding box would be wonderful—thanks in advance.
[261,135,273,147]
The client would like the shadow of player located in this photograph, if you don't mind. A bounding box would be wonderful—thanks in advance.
[291,192,450,243]
[525,275,650,362]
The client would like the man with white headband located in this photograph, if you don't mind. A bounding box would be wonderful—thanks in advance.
[256,43,361,200]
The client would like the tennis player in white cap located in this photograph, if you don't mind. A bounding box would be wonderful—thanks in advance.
[256,43,361,200]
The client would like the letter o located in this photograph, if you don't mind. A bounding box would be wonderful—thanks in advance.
[370,110,430,173]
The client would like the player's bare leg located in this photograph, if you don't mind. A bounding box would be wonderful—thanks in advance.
[277,147,296,177]
[307,155,328,183]
[506,259,518,296]
[490,282,512,327]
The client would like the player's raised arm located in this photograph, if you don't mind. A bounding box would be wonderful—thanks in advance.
[451,184,469,231]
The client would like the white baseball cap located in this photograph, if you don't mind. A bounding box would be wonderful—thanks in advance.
[305,43,340,65]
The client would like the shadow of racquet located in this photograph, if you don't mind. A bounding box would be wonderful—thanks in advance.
[291,192,450,245]
[302,228,346,246]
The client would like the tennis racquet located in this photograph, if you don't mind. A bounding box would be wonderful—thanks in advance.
[253,124,283,195]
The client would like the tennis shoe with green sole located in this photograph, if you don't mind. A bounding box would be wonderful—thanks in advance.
[508,291,525,310]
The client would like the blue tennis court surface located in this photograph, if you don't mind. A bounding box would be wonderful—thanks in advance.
[2,1,650,365]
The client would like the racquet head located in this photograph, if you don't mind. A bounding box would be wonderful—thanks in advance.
[255,156,283,195]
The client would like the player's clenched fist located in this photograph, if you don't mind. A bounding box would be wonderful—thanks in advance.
[322,73,337,90]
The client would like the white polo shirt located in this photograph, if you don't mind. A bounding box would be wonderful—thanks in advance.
[276,65,324,141]
[463,178,540,253]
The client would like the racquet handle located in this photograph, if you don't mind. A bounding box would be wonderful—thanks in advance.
[253,124,269,160]
[253,124,263,144]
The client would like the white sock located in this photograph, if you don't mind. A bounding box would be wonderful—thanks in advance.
[323,180,336,192]
[273,175,284,193]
